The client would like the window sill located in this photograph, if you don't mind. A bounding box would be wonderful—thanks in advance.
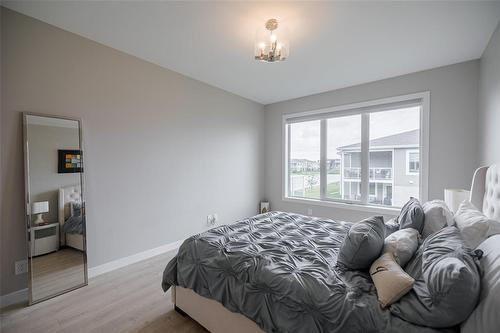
[282,197,401,215]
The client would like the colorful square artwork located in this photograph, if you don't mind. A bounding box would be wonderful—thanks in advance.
[58,150,83,173]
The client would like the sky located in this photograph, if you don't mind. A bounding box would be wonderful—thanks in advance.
[290,106,420,160]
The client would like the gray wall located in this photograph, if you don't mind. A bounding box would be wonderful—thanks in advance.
[27,124,80,224]
[1,8,264,296]
[265,61,479,222]
[478,22,500,165]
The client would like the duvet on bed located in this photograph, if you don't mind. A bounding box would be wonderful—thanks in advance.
[62,215,83,234]
[162,211,455,333]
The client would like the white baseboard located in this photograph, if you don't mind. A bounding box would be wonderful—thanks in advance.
[88,239,183,278]
[0,239,183,308]
[0,288,28,309]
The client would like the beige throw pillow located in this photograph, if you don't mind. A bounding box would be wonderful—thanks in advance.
[370,252,415,308]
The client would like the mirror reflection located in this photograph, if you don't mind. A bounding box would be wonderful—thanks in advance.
[25,114,87,304]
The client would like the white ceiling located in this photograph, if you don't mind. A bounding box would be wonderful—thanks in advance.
[3,1,500,104]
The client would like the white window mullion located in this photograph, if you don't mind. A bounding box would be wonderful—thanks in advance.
[320,119,327,200]
[360,114,370,204]
[286,123,291,197]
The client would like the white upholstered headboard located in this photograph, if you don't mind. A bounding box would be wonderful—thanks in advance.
[58,184,82,227]
[470,164,500,221]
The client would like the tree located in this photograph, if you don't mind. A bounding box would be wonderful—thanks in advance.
[305,175,318,191]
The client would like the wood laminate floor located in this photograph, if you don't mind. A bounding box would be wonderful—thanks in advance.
[0,250,207,333]
[32,248,85,301]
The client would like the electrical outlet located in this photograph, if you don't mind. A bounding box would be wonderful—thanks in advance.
[206,214,218,226]
[15,259,28,275]
[307,208,313,216]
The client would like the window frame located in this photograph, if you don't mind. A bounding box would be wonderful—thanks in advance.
[282,92,430,214]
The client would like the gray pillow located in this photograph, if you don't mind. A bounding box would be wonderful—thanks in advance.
[337,216,385,270]
[421,200,454,239]
[398,198,424,233]
[384,218,400,236]
[71,201,82,217]
[390,227,481,328]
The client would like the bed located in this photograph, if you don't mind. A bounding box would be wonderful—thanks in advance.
[162,164,500,333]
[163,212,452,333]
[58,184,85,251]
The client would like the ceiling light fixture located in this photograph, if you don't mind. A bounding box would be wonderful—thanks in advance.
[254,18,289,63]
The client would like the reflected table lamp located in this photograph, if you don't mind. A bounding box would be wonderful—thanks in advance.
[32,201,49,225]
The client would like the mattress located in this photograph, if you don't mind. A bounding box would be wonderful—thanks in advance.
[162,211,455,333]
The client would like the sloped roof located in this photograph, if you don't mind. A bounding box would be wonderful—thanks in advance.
[338,129,419,150]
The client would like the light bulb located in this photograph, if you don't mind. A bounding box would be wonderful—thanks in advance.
[259,42,266,50]
[270,34,277,43]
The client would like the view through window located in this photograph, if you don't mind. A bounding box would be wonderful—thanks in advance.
[287,104,421,208]
[368,108,420,207]
[289,120,321,199]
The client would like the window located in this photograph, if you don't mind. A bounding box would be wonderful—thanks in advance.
[407,150,420,174]
[289,120,320,199]
[327,115,361,200]
[284,93,428,209]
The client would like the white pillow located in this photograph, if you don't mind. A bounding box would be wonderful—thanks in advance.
[461,234,500,333]
[421,200,454,238]
[383,228,419,266]
[454,201,500,249]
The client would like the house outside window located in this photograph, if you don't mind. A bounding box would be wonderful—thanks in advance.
[338,131,420,207]
[283,93,429,210]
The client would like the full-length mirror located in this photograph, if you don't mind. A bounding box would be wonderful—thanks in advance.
[23,113,87,304]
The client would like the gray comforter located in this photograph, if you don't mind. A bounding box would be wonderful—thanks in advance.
[63,215,83,234]
[162,211,456,333]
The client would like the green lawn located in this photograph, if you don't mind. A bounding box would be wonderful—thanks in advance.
[291,171,320,176]
[302,182,341,199]
[291,171,341,199]
[291,169,339,176]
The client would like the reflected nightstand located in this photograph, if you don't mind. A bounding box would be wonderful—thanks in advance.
[30,222,59,256]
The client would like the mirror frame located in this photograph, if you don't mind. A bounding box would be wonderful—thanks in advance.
[23,112,88,305]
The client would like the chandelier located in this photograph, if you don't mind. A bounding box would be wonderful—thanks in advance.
[254,18,289,63]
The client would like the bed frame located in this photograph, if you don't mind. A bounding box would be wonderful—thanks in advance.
[58,184,85,251]
[173,286,264,333]
[173,164,499,333]
[470,164,500,221]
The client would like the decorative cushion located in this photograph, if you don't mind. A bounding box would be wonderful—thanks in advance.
[454,201,500,249]
[401,242,424,280]
[370,252,415,308]
[456,201,500,248]
[384,218,400,236]
[383,228,419,267]
[421,200,454,238]
[397,198,424,233]
[390,227,481,328]
[337,216,385,270]
[71,201,82,217]
[461,234,500,333]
